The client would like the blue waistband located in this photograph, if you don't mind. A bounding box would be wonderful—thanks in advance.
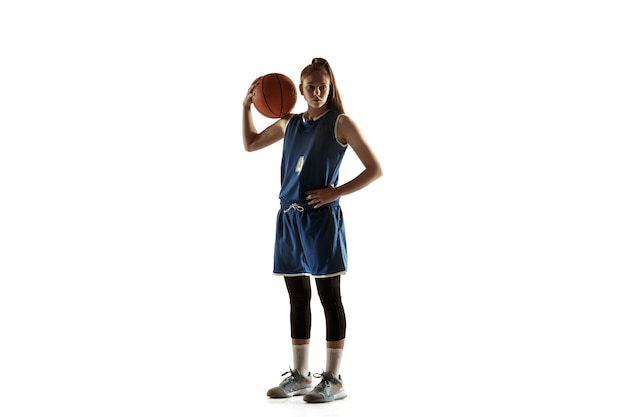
[280,199,340,212]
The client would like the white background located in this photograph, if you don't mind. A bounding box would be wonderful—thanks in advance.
[1,1,625,416]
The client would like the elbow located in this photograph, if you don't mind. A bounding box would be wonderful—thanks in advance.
[364,163,383,182]
[243,133,261,152]
[373,163,383,180]
[242,137,255,152]
[243,142,259,152]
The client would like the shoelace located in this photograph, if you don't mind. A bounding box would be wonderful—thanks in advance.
[312,371,336,388]
[280,368,301,382]
[283,203,305,213]
[281,369,295,378]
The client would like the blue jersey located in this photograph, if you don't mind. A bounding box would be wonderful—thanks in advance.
[274,110,349,277]
[279,111,348,205]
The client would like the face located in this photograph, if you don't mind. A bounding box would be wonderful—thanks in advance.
[299,71,331,109]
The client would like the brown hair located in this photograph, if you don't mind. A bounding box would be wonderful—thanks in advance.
[300,58,345,114]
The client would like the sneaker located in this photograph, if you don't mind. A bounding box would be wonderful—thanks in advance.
[266,368,313,398]
[303,371,347,403]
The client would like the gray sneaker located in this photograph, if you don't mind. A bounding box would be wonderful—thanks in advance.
[267,369,313,398]
[303,372,347,403]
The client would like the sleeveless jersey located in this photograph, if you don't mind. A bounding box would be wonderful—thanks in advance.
[279,111,347,205]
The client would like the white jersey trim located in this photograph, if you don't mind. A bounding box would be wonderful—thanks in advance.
[334,114,348,148]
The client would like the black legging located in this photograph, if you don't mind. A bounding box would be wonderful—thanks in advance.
[284,275,346,341]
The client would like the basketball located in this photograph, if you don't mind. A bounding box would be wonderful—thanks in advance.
[252,73,298,118]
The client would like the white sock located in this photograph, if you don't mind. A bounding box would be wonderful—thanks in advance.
[325,348,343,378]
[292,344,310,375]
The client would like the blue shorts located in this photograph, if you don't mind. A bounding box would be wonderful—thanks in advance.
[274,200,347,278]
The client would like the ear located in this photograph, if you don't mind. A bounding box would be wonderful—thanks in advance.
[299,84,304,95]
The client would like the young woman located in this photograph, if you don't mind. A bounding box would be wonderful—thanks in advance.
[242,58,382,403]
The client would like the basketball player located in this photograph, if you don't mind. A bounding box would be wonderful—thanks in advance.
[241,58,382,403]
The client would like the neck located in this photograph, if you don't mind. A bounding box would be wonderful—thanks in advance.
[304,109,328,121]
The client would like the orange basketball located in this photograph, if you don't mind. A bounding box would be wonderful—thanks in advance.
[252,73,297,118]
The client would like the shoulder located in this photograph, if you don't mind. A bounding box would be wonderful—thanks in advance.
[277,113,299,129]
[285,113,299,123]
[336,113,353,126]
[286,112,303,125]
[335,114,361,145]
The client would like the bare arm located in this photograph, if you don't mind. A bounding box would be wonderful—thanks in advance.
[305,115,383,208]
[242,79,291,152]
